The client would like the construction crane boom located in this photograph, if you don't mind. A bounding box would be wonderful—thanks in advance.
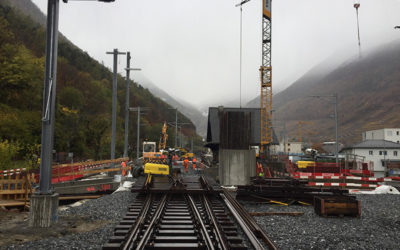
[260,0,273,152]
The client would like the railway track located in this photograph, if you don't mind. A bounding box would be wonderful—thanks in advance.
[103,176,277,250]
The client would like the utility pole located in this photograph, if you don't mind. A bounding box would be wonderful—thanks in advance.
[175,109,178,148]
[38,0,59,198]
[123,52,141,158]
[129,107,149,160]
[168,108,178,148]
[29,0,61,228]
[177,122,191,149]
[106,49,126,160]
[334,93,339,167]
[137,106,140,160]
[31,0,115,228]
[309,94,339,166]
[180,127,183,148]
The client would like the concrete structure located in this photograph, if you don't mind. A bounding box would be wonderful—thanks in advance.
[219,149,256,185]
[363,128,400,144]
[29,193,59,227]
[205,107,278,185]
[341,140,400,177]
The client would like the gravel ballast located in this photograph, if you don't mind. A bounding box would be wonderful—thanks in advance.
[243,194,400,250]
[3,178,400,249]
[4,190,136,250]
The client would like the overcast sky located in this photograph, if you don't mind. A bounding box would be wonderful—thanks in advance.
[31,0,400,109]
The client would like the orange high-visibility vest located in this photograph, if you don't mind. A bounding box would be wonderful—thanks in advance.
[121,161,127,176]
[184,159,189,168]
[192,158,197,170]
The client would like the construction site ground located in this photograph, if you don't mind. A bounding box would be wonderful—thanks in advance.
[1,167,399,249]
[0,210,109,247]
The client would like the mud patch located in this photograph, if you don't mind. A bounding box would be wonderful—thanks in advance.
[0,210,110,247]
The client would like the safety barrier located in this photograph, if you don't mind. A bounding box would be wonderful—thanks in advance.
[47,158,128,184]
[0,173,34,208]
[0,168,27,176]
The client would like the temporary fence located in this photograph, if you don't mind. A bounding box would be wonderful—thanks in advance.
[43,158,128,184]
[0,168,27,177]
[0,173,34,208]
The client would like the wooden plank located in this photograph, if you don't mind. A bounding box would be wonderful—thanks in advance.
[0,200,27,207]
[0,179,26,184]
[14,195,102,201]
[58,195,102,200]
[0,190,26,195]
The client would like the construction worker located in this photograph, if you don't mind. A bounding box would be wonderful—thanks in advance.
[192,157,197,172]
[257,162,264,177]
[183,157,189,174]
[121,161,127,176]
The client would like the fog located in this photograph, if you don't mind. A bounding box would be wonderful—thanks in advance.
[32,0,400,109]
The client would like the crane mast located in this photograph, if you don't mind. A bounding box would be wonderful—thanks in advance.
[260,0,272,152]
[159,121,168,151]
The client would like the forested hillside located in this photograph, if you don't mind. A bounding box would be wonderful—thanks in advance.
[0,2,197,169]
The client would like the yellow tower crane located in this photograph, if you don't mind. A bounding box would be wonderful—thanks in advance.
[158,121,168,152]
[297,120,314,143]
[236,1,360,155]
[236,0,272,154]
[260,0,272,153]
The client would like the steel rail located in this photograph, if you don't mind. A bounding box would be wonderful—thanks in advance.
[122,194,152,250]
[187,194,215,250]
[220,193,265,250]
[223,190,278,250]
[202,194,229,250]
[136,194,168,250]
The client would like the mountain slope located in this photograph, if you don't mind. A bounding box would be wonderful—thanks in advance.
[0,1,195,168]
[138,77,207,137]
[269,40,400,145]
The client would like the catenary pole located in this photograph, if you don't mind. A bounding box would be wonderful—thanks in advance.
[106,49,126,160]
[136,106,141,160]
[123,53,141,158]
[38,0,60,194]
[123,52,131,158]
[334,93,339,167]
[175,109,178,147]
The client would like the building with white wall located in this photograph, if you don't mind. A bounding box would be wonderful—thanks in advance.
[272,141,303,155]
[341,140,400,177]
[363,128,400,144]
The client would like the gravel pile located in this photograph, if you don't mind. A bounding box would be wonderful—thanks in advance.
[243,194,400,250]
[5,190,136,250]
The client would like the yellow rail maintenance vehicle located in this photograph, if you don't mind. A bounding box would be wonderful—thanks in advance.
[143,162,170,188]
